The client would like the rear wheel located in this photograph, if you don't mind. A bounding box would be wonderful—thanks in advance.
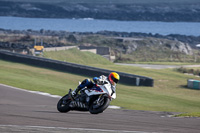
[57,94,71,113]
[89,96,110,114]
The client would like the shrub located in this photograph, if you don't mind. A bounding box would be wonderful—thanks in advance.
[177,67,200,76]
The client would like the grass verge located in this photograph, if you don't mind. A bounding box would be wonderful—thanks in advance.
[1,58,200,116]
[174,112,200,117]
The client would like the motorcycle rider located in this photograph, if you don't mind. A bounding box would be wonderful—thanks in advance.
[71,72,120,99]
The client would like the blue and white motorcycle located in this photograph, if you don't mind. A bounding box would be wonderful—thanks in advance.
[57,81,116,114]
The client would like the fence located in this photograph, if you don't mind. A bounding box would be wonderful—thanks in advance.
[0,50,154,86]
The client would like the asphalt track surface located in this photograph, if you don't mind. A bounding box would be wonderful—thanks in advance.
[0,84,200,133]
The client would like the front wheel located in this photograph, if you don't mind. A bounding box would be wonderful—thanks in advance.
[89,96,110,114]
[57,94,71,113]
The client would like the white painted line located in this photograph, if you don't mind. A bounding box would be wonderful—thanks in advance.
[28,91,61,98]
[0,125,153,133]
[0,83,61,98]
[108,105,121,109]
[0,83,121,109]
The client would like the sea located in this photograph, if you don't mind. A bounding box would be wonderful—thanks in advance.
[0,16,200,36]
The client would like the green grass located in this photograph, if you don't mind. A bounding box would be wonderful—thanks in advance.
[175,112,200,117]
[43,48,113,66]
[0,60,82,96]
[1,58,200,115]
[43,48,199,66]
[3,49,200,117]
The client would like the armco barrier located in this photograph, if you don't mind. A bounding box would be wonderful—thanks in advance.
[0,50,154,86]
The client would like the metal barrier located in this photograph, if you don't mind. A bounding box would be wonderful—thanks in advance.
[0,50,154,86]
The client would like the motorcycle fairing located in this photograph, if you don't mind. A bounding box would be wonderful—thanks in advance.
[84,83,116,99]
[90,84,103,92]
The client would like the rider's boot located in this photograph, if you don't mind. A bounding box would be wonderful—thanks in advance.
[71,79,92,100]
[71,86,81,100]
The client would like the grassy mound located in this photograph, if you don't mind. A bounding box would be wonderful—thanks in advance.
[43,48,113,65]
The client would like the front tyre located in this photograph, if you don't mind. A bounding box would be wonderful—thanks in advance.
[57,94,71,113]
[89,97,110,114]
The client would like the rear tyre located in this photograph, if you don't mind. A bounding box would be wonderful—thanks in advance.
[57,94,71,113]
[89,97,110,114]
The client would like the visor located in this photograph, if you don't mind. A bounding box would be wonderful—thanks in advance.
[111,76,119,83]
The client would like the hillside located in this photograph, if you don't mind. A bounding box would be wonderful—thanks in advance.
[1,29,200,63]
[43,48,113,65]
[1,0,200,22]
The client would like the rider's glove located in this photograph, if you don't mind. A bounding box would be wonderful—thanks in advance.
[93,77,103,85]
[100,75,106,81]
[93,75,107,85]
[97,79,104,85]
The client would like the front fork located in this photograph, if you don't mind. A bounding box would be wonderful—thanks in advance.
[96,94,103,103]
[93,94,105,109]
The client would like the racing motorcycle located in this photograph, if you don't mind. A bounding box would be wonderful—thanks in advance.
[57,82,116,114]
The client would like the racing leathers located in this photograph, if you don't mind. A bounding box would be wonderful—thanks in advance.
[71,75,116,98]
